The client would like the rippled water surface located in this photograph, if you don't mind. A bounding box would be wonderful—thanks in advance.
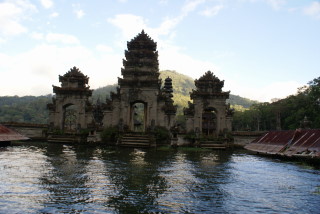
[0,142,319,213]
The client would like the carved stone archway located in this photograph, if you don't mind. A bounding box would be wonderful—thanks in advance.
[47,67,93,132]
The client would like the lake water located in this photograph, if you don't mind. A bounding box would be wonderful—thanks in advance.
[0,142,319,213]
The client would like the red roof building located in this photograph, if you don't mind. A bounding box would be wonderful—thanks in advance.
[0,124,29,142]
[245,129,320,158]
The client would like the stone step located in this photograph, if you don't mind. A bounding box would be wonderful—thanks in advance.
[47,138,75,143]
[201,146,227,149]
[119,142,151,147]
[120,142,150,145]
[119,133,155,148]
[122,137,150,141]
[122,134,149,137]
[121,139,150,142]
[203,143,226,145]
[200,143,228,149]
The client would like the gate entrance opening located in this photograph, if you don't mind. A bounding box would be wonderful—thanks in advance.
[202,108,217,136]
[131,102,147,132]
[63,104,77,132]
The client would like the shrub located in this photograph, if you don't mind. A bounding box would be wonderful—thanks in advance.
[153,126,170,143]
[184,131,196,140]
[100,126,119,144]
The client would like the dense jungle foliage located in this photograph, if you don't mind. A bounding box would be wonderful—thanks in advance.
[233,77,320,131]
[0,95,51,124]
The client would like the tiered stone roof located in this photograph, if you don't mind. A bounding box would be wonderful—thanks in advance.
[59,66,88,85]
[119,30,160,88]
[161,77,177,115]
[190,71,230,99]
[53,66,92,96]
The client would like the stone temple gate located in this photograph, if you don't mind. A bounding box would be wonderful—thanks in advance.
[47,66,93,132]
[102,30,177,131]
[184,71,233,136]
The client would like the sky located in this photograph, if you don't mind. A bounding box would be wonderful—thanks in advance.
[0,0,319,102]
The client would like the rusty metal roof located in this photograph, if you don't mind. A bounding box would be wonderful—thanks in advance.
[0,124,29,142]
[245,129,320,158]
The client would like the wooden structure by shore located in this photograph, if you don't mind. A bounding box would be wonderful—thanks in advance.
[245,129,320,159]
[0,124,29,146]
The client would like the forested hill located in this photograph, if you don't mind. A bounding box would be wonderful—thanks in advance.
[159,70,257,109]
[0,70,257,124]
[93,70,257,110]
[0,95,52,124]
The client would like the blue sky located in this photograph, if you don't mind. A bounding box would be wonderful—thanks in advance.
[0,0,319,102]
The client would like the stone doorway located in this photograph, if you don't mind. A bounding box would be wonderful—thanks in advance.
[130,102,147,132]
[63,104,77,132]
[202,108,217,136]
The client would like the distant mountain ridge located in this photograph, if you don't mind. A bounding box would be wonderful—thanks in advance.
[0,70,257,124]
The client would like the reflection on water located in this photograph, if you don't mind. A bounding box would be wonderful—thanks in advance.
[0,142,319,213]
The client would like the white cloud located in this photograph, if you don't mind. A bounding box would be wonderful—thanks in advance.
[50,12,59,18]
[0,37,6,44]
[107,14,148,40]
[96,44,113,53]
[265,0,286,10]
[150,0,208,38]
[108,0,208,41]
[287,7,297,13]
[182,0,206,15]
[0,1,36,36]
[227,80,301,102]
[46,33,80,44]
[159,44,219,80]
[153,16,180,38]
[75,9,85,19]
[39,0,53,9]
[200,5,224,17]
[304,1,320,19]
[30,32,44,40]
[108,13,219,82]
[0,44,122,96]
[30,32,80,44]
[72,4,85,19]
[159,0,168,5]
[157,0,210,34]
[106,12,300,102]
[239,0,286,10]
